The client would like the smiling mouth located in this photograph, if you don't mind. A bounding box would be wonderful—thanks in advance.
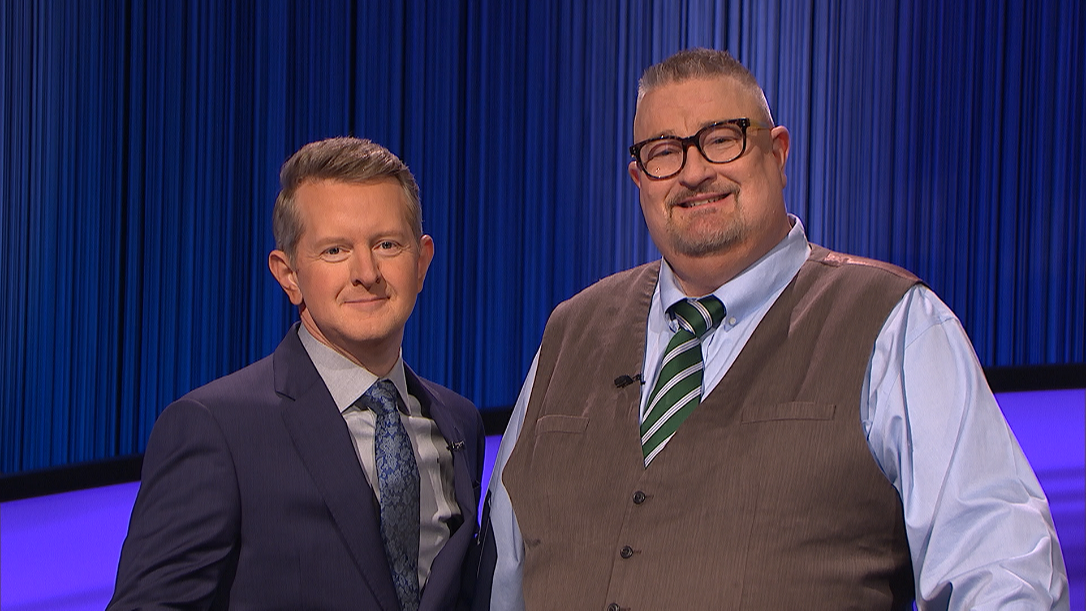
[676,192,732,209]
[344,296,387,306]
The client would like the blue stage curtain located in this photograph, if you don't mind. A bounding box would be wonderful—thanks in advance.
[2,0,1083,472]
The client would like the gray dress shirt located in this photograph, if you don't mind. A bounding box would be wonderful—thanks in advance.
[298,325,460,589]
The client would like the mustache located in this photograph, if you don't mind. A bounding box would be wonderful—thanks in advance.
[665,185,737,208]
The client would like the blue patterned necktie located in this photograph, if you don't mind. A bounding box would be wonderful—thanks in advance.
[640,296,726,465]
[359,379,421,611]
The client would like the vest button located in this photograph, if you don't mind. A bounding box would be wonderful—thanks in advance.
[607,604,621,611]
[632,490,647,504]
[620,545,634,559]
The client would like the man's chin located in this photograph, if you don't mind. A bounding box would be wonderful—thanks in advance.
[667,226,745,258]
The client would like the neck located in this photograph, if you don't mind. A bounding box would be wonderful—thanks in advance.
[667,223,791,297]
[299,315,400,377]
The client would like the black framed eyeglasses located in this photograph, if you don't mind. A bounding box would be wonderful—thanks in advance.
[629,118,768,180]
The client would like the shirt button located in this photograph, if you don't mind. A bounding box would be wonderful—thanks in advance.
[620,545,634,559]
[607,604,621,611]
[632,490,647,504]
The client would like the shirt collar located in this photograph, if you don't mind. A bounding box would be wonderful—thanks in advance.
[296,324,413,415]
[656,215,811,329]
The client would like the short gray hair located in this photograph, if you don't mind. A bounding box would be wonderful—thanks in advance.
[637,48,774,125]
[272,137,422,259]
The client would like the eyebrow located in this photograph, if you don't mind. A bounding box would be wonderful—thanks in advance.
[309,229,413,248]
[309,236,350,247]
[645,119,734,141]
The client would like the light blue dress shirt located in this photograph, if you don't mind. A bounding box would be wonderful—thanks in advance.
[483,217,1068,610]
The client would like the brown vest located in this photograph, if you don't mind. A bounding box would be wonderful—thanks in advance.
[504,246,919,611]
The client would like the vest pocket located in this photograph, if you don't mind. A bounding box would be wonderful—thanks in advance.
[740,402,836,423]
[536,414,590,434]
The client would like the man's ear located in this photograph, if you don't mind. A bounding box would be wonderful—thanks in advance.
[628,159,643,189]
[415,235,435,290]
[268,250,304,306]
[770,125,791,187]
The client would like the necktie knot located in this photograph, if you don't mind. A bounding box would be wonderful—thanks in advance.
[360,379,401,417]
[668,295,726,339]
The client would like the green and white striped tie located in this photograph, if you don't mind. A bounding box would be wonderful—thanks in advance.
[640,296,726,465]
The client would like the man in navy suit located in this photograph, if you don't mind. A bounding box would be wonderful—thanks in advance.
[109,137,485,611]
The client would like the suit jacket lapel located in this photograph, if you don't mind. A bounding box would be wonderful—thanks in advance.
[405,366,477,610]
[405,365,476,527]
[274,327,401,611]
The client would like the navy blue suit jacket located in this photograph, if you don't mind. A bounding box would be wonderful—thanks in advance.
[109,325,485,610]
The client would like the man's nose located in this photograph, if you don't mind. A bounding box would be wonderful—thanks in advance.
[677,144,716,187]
[350,249,381,286]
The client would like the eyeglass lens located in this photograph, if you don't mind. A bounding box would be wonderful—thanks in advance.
[639,123,745,178]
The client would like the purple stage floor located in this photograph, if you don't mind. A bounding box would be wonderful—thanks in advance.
[2,389,1083,610]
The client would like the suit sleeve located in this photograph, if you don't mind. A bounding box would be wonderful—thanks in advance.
[473,353,537,611]
[474,402,487,508]
[108,398,241,611]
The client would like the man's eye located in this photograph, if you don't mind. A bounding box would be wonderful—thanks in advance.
[645,142,679,160]
[320,246,350,262]
[375,241,406,256]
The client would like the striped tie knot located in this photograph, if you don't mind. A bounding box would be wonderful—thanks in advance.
[669,296,726,339]
[640,295,726,466]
